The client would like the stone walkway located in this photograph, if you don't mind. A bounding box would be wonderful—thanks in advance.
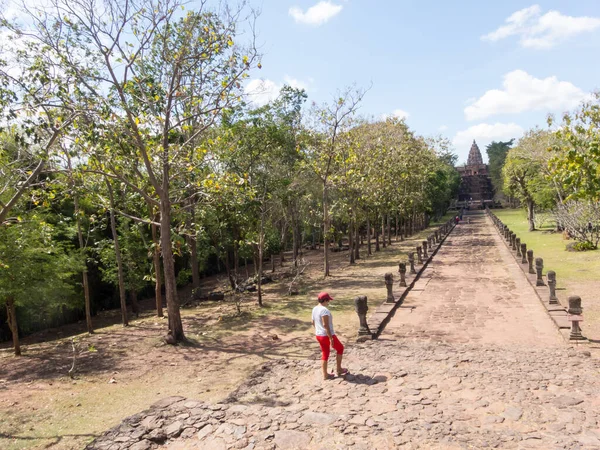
[87,213,600,450]
[384,213,564,347]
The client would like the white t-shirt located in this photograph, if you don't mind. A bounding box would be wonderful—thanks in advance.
[312,304,335,336]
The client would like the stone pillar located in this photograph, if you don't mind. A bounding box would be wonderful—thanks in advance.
[547,271,558,304]
[535,258,544,286]
[511,233,517,251]
[398,262,407,287]
[416,246,423,264]
[521,243,527,264]
[385,273,395,303]
[467,217,470,224]
[422,241,428,259]
[527,249,535,274]
[567,296,584,341]
[434,231,439,243]
[427,237,433,251]
[516,238,521,257]
[408,252,416,274]
[354,295,371,337]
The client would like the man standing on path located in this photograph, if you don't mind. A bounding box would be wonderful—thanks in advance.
[312,292,348,380]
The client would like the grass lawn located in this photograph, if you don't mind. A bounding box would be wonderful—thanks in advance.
[493,208,600,281]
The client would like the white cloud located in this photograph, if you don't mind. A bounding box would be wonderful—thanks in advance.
[453,123,524,161]
[289,1,343,26]
[244,79,280,106]
[381,109,410,121]
[283,76,309,91]
[482,5,600,49]
[464,70,589,121]
[438,125,448,132]
[245,76,312,106]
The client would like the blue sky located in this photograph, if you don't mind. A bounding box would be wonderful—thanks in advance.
[242,1,600,163]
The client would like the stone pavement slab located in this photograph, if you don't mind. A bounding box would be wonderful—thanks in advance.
[383,212,564,348]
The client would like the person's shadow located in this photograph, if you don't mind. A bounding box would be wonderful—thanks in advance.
[342,373,388,385]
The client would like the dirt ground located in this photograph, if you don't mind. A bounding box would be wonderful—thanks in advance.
[0,227,435,450]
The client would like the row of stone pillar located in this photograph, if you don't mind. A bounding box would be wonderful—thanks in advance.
[485,208,585,341]
[355,218,457,338]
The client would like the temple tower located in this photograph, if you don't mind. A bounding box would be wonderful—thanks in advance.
[456,140,493,207]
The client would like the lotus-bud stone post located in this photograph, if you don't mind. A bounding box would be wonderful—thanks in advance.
[385,273,395,304]
[535,258,545,286]
[568,296,585,341]
[354,296,371,337]
[547,270,558,304]
[527,249,535,274]
[398,262,407,287]
[408,252,416,274]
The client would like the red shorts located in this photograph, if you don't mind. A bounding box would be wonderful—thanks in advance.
[316,335,344,360]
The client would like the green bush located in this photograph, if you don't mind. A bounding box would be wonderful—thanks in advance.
[572,241,597,252]
[176,268,192,287]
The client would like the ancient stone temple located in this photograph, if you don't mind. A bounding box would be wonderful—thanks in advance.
[456,140,493,207]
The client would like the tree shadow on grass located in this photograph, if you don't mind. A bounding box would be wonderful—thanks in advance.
[0,432,97,449]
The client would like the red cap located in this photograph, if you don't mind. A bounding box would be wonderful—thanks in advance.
[318,292,334,302]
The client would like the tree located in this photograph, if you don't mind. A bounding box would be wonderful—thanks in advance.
[486,140,513,197]
[8,0,259,342]
[503,129,556,231]
[0,215,79,355]
[307,87,366,276]
[554,200,600,250]
[213,86,307,304]
[549,92,600,202]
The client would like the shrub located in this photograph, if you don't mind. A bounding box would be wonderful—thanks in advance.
[573,241,597,252]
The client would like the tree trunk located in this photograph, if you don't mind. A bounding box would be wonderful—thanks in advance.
[354,215,360,261]
[233,232,239,278]
[160,198,185,342]
[271,254,275,273]
[149,204,163,318]
[186,201,200,290]
[190,233,200,289]
[245,258,249,279]
[279,222,286,265]
[250,247,257,277]
[527,199,535,231]
[258,212,265,306]
[73,195,93,334]
[349,217,355,264]
[367,217,372,255]
[375,219,380,252]
[224,253,236,290]
[400,216,404,241]
[323,183,330,276]
[381,215,386,248]
[130,290,140,318]
[106,179,128,327]
[292,223,300,267]
[395,215,399,241]
[387,214,392,245]
[6,297,20,356]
